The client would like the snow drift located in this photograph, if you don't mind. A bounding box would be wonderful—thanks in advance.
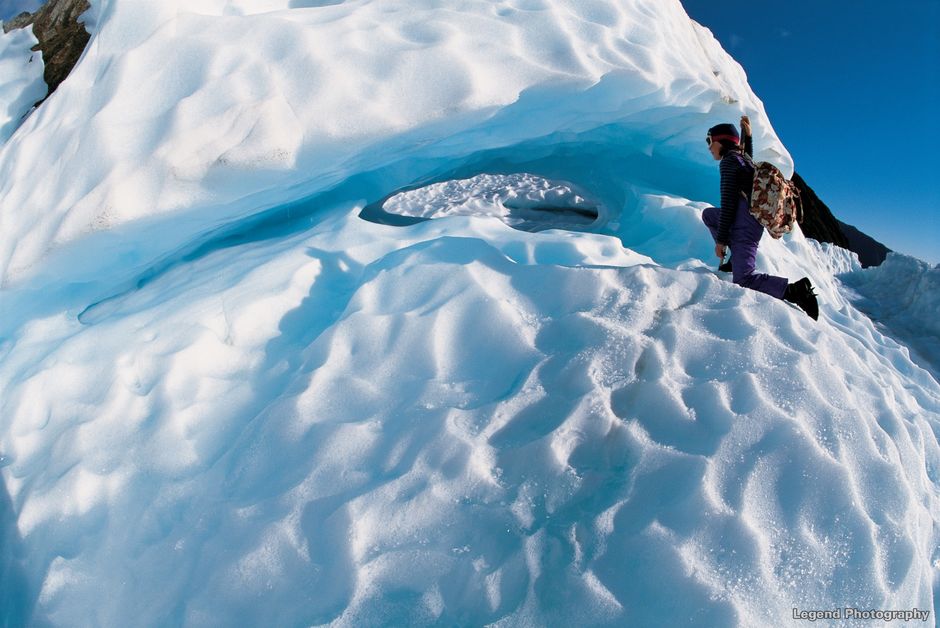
[0,0,938,626]
[839,252,940,379]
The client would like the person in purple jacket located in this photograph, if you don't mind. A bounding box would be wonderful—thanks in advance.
[701,116,819,320]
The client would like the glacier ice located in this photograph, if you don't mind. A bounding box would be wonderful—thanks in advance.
[0,0,938,626]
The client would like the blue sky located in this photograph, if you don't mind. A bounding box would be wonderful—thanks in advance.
[681,0,940,264]
[0,0,40,20]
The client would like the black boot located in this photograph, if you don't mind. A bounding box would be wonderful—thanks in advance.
[784,277,819,320]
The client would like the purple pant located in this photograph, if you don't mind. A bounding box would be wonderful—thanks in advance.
[702,200,788,300]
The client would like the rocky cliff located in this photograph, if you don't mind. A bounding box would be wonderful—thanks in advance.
[837,220,892,268]
[3,0,90,101]
[792,171,890,267]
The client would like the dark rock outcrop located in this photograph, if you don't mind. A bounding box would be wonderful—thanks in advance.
[792,171,890,268]
[3,0,91,101]
[837,220,891,268]
[792,172,849,249]
[4,12,33,31]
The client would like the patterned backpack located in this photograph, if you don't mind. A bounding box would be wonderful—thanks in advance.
[737,154,803,239]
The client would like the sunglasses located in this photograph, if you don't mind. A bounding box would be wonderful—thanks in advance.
[706,133,739,147]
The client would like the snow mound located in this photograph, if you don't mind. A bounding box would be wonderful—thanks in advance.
[0,0,791,284]
[839,252,940,377]
[1,0,939,626]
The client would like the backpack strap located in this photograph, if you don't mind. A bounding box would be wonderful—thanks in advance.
[733,152,754,201]
[733,151,754,173]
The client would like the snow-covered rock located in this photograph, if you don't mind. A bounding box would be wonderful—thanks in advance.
[2,0,92,99]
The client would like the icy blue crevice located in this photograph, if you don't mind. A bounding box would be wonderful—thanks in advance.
[0,472,45,628]
[8,74,728,340]
[74,119,712,327]
[363,118,715,220]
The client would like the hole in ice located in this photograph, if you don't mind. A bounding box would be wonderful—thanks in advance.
[360,173,602,233]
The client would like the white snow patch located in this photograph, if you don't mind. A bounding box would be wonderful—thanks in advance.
[0,23,44,143]
[381,173,601,231]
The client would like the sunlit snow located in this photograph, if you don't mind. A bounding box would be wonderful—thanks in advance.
[0,22,44,143]
[373,173,600,232]
[0,0,938,626]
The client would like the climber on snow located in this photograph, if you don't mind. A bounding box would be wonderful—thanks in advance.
[701,116,819,320]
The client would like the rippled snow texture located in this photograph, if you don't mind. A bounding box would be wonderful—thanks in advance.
[0,1,938,626]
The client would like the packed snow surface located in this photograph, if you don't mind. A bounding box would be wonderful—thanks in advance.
[0,22,44,143]
[378,173,601,231]
[1,0,939,626]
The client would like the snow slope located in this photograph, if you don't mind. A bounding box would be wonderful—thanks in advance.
[1,1,939,626]
[839,253,940,379]
[0,21,44,143]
